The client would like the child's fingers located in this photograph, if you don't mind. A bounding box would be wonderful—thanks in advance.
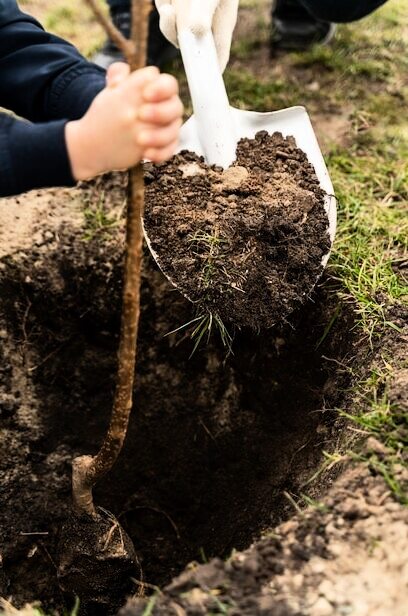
[122,66,160,100]
[138,95,184,125]
[141,74,179,103]
[144,138,179,163]
[106,62,130,88]
[137,118,182,148]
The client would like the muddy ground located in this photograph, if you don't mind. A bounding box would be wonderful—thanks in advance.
[0,175,406,615]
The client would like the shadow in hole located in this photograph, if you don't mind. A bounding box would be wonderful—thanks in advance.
[0,251,355,606]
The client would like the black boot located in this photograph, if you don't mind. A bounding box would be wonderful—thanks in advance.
[92,6,178,69]
[271,0,336,51]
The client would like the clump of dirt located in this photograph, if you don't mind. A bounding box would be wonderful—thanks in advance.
[144,131,330,329]
[58,509,140,613]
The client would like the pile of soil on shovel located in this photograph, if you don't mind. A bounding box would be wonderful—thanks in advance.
[144,131,331,329]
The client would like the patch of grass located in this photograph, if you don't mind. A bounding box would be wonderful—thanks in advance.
[328,136,408,341]
[22,0,104,57]
[300,494,329,513]
[188,230,229,290]
[199,546,209,563]
[207,600,232,615]
[44,5,75,31]
[168,229,234,355]
[302,451,347,488]
[225,69,304,111]
[83,191,121,241]
[166,311,233,357]
[341,362,408,505]
[231,12,269,60]
[293,38,392,81]
[191,312,233,356]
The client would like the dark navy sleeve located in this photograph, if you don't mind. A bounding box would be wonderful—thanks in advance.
[0,114,75,197]
[0,0,107,196]
[0,0,106,122]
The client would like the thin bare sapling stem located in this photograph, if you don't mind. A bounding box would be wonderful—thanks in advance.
[73,0,152,518]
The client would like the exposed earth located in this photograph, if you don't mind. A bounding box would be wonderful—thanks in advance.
[0,176,406,615]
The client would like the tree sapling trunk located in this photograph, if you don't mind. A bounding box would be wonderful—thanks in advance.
[58,0,151,609]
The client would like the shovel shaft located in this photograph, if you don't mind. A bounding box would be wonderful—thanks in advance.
[178,29,236,168]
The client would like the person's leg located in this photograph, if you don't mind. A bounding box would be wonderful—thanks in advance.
[271,0,388,52]
[298,0,388,24]
[271,0,335,51]
[93,1,177,69]
[106,0,129,12]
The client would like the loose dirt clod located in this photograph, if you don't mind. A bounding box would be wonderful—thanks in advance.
[144,131,330,329]
[58,509,140,613]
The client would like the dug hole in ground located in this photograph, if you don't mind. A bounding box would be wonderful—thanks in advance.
[0,158,406,615]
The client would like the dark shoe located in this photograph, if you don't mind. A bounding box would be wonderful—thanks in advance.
[271,0,336,51]
[92,7,178,69]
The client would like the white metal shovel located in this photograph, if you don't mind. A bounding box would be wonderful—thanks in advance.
[144,28,336,298]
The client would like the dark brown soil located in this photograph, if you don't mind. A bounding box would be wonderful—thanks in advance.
[0,179,352,613]
[121,464,408,616]
[144,131,330,329]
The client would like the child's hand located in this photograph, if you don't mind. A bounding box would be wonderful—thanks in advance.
[65,64,183,181]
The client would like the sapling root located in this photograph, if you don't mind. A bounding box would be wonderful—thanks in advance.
[72,455,97,518]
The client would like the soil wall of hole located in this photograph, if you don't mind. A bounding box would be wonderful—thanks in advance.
[0,221,357,613]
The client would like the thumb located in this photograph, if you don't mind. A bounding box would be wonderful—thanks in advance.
[106,62,131,88]
[157,3,178,48]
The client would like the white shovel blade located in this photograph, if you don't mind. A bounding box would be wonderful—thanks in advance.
[178,105,337,266]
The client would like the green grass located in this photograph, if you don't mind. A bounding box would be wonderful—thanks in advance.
[169,230,234,355]
[83,191,122,241]
[188,229,230,289]
[302,357,407,505]
[141,595,158,616]
[225,70,304,111]
[328,136,408,341]
[166,311,233,357]
[342,362,408,504]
